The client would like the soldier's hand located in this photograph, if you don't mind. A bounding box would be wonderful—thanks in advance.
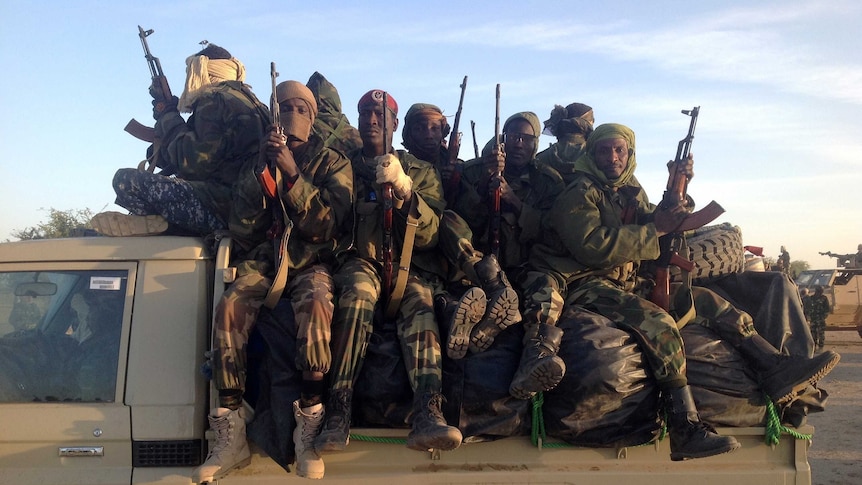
[653,203,689,236]
[667,153,695,180]
[483,143,506,179]
[152,96,179,120]
[376,154,413,199]
[494,176,523,213]
[265,128,298,181]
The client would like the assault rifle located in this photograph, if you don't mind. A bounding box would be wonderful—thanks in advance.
[444,76,468,199]
[649,107,725,311]
[124,25,172,144]
[381,92,395,304]
[255,62,281,199]
[489,84,503,257]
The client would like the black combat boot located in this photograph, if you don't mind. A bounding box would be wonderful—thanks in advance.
[468,254,522,353]
[435,288,487,360]
[313,388,352,452]
[665,386,741,461]
[406,392,462,452]
[509,324,566,400]
[737,334,840,404]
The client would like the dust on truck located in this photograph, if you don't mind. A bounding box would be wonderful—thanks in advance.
[0,235,820,484]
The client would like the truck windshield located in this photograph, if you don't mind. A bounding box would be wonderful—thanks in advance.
[0,270,128,403]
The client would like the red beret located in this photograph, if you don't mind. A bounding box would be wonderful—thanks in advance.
[357,89,398,115]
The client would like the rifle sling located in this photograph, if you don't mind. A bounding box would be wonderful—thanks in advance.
[263,166,292,309]
[384,197,420,319]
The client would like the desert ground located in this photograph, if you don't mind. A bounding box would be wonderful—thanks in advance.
[806,330,862,484]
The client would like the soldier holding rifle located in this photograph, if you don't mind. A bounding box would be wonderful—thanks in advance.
[92,34,268,238]
[528,122,839,461]
[316,90,461,455]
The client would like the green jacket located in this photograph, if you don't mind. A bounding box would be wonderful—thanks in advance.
[229,135,354,278]
[535,133,588,186]
[346,149,445,278]
[453,157,564,271]
[154,81,269,222]
[529,172,660,286]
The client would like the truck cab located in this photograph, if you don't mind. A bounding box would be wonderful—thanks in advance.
[796,268,862,331]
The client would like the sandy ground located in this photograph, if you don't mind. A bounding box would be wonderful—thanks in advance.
[805,330,862,485]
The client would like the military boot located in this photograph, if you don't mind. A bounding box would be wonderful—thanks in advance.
[738,334,840,404]
[314,388,352,452]
[191,407,252,483]
[90,211,169,237]
[468,255,522,353]
[436,288,487,359]
[406,392,463,452]
[509,324,566,400]
[665,386,741,461]
[293,400,325,479]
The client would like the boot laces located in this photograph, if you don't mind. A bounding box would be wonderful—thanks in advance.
[208,413,234,456]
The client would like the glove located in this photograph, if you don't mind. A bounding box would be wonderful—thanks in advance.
[152,95,179,120]
[375,154,412,198]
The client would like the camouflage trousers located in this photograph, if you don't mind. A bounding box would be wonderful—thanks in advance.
[212,265,334,393]
[809,318,826,349]
[112,168,225,235]
[518,270,566,340]
[329,257,443,394]
[568,278,758,389]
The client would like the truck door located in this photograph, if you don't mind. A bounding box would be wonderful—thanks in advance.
[0,264,135,485]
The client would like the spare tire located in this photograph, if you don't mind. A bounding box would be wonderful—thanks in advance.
[672,223,745,284]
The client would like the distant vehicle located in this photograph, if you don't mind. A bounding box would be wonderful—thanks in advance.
[796,268,862,332]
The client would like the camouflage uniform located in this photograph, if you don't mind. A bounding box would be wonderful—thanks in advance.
[530,124,761,389]
[113,81,269,235]
[212,134,353,405]
[328,149,446,393]
[802,291,829,349]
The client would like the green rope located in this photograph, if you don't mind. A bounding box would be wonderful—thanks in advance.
[349,434,407,444]
[530,392,547,448]
[764,397,812,446]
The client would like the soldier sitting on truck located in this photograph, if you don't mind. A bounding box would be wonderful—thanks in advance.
[192,80,353,482]
[91,44,269,238]
[529,123,841,460]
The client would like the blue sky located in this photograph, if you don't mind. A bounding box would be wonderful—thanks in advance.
[1,0,860,267]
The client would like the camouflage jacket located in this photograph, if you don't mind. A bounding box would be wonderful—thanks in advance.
[803,294,830,323]
[529,172,659,287]
[451,157,564,271]
[229,135,354,278]
[345,149,445,278]
[154,81,269,222]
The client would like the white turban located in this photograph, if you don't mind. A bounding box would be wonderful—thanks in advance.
[177,55,247,113]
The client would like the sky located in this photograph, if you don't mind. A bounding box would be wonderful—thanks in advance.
[1,0,859,268]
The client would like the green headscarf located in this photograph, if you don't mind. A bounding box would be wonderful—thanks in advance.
[573,123,637,188]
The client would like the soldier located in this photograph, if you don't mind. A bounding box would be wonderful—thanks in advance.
[529,123,840,460]
[314,90,462,454]
[399,103,518,360]
[802,286,830,350]
[192,80,353,482]
[91,44,268,238]
[777,246,792,277]
[536,102,595,185]
[443,111,567,400]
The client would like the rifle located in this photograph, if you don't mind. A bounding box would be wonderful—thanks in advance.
[255,62,280,200]
[124,25,172,144]
[444,76,468,197]
[470,120,479,159]
[649,106,725,311]
[381,92,395,304]
[489,84,503,257]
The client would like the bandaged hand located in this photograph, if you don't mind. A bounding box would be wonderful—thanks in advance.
[375,154,412,198]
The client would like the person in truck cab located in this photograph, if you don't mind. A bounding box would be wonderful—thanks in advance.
[192,80,353,482]
[90,44,269,238]
[528,123,841,461]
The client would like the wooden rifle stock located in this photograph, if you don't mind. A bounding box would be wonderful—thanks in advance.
[445,76,468,198]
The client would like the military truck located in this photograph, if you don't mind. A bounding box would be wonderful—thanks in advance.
[0,235,819,484]
[796,267,862,333]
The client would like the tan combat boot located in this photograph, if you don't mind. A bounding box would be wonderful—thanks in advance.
[293,400,325,479]
[191,407,251,483]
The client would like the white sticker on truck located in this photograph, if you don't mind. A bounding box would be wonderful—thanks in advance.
[90,276,122,290]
